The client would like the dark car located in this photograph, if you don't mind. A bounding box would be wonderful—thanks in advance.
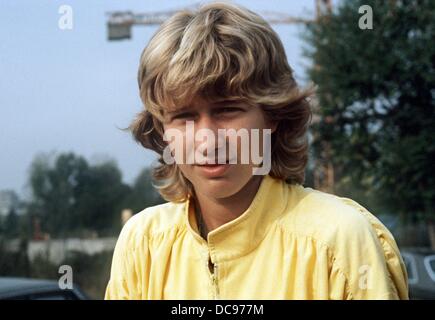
[0,277,88,300]
[401,247,435,299]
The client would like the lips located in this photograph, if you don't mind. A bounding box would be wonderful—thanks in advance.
[195,157,236,165]
[196,163,230,178]
[195,160,233,178]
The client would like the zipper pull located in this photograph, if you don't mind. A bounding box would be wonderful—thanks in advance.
[208,256,214,274]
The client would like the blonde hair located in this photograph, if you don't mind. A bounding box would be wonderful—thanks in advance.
[130,1,314,202]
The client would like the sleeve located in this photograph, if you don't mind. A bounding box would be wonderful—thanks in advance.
[328,198,409,300]
[104,216,148,300]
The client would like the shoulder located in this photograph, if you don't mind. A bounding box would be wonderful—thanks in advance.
[279,184,404,270]
[281,184,388,251]
[115,201,186,250]
[279,184,408,299]
[106,202,186,299]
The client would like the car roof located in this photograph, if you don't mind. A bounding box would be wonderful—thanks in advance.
[0,277,62,299]
[401,247,435,256]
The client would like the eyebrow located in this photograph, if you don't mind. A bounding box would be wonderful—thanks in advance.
[166,100,241,115]
[166,107,194,116]
[166,108,185,115]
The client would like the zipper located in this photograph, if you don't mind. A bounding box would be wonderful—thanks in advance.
[208,256,220,299]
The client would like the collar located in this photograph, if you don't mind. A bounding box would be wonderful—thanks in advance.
[184,174,289,262]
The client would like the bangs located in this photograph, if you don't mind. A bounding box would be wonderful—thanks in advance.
[151,33,256,115]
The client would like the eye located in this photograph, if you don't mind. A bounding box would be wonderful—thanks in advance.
[216,107,243,114]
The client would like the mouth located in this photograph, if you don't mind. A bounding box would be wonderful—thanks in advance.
[195,157,237,165]
[195,160,233,177]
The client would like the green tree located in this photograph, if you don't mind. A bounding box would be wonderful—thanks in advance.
[3,208,20,238]
[27,152,132,237]
[304,0,435,222]
[28,152,88,236]
[73,160,131,235]
[125,167,164,214]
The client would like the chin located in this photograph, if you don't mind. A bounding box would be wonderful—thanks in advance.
[182,165,254,199]
[198,177,240,198]
[199,174,254,199]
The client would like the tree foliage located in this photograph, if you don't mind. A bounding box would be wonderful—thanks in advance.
[304,0,435,218]
[27,152,162,237]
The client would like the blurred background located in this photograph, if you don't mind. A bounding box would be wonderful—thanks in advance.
[0,0,434,299]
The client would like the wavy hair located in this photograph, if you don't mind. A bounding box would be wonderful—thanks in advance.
[129,1,314,202]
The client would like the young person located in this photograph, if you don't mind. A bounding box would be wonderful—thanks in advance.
[105,2,408,300]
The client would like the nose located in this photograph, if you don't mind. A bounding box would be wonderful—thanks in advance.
[194,113,217,144]
[193,113,224,162]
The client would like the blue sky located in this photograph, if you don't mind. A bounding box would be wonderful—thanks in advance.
[0,0,315,198]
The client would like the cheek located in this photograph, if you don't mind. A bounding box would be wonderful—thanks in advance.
[162,124,190,163]
[237,108,269,130]
[233,112,270,159]
[177,164,194,182]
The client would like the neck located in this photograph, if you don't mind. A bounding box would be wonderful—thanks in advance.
[193,175,264,239]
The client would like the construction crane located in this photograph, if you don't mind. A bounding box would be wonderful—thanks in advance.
[106,0,334,192]
[106,1,331,40]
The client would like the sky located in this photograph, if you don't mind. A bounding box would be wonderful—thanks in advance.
[0,0,316,199]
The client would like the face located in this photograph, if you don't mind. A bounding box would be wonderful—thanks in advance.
[162,96,276,200]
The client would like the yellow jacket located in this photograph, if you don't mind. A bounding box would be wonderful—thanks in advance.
[105,174,408,299]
